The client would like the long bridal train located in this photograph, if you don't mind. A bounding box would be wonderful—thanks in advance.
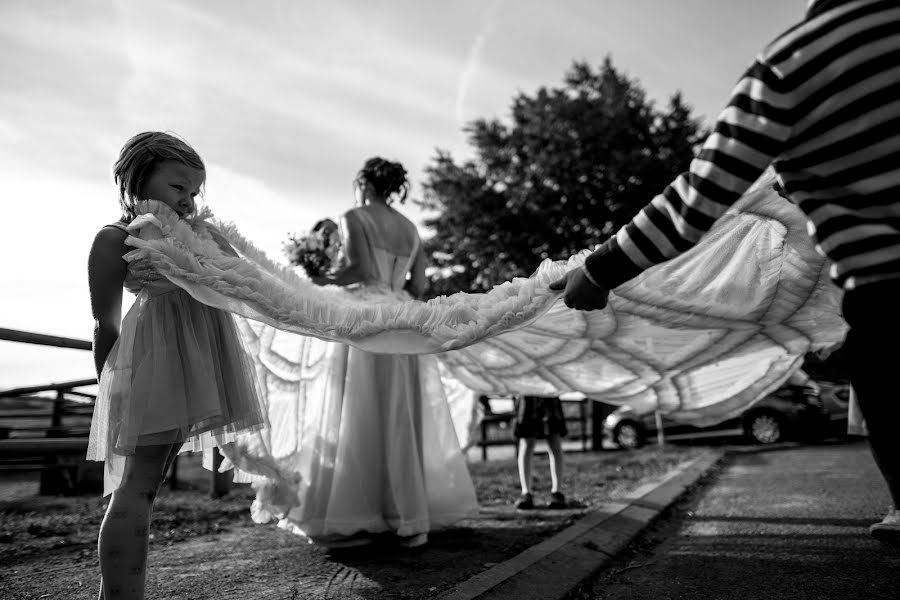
[120,173,847,536]
[231,321,479,542]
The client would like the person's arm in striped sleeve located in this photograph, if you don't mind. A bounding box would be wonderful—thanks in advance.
[550,57,794,310]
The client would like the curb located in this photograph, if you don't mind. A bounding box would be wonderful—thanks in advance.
[436,449,725,600]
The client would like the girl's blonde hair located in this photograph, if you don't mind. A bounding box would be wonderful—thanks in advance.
[113,131,205,221]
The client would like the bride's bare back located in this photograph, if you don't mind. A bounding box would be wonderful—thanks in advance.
[344,204,426,295]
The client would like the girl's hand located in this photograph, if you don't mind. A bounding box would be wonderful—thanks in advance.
[129,257,161,283]
[125,257,163,293]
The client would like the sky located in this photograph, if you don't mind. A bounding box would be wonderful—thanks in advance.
[0,0,807,389]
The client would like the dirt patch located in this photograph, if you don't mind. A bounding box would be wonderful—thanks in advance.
[0,446,706,599]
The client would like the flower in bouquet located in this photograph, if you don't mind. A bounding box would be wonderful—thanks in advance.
[284,218,342,277]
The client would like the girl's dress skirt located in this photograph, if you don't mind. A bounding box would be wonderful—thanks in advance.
[513,395,568,439]
[87,283,265,496]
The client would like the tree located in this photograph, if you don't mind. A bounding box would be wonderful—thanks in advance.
[417,57,706,297]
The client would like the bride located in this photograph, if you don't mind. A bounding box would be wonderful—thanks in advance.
[247,157,479,547]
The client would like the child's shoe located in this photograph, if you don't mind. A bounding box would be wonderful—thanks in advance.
[870,507,900,545]
[548,491,567,509]
[515,492,534,510]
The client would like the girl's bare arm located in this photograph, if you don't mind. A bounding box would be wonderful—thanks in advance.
[87,227,129,379]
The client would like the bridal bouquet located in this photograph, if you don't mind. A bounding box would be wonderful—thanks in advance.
[283,219,342,277]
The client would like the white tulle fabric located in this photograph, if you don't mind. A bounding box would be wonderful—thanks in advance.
[439,177,848,428]
[231,319,480,541]
[115,177,847,527]
[124,179,845,415]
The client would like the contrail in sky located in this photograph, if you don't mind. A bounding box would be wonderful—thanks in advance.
[455,0,504,128]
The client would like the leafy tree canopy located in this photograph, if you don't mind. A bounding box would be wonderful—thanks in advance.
[416,56,706,297]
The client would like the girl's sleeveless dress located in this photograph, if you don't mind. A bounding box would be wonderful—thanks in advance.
[87,220,265,496]
[231,208,479,545]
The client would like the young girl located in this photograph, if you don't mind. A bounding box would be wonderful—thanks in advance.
[87,131,264,599]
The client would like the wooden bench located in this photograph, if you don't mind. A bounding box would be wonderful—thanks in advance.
[0,387,233,497]
[0,330,239,497]
[0,437,98,495]
[0,379,100,495]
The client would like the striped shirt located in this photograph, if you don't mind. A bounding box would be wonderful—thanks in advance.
[583,0,900,291]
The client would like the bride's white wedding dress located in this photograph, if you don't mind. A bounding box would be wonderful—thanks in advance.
[224,208,479,543]
[120,173,847,526]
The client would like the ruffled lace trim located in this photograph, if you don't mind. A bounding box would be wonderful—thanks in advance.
[123,200,577,354]
[122,195,844,361]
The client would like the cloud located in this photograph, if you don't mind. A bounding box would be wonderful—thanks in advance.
[203,161,332,261]
[455,0,504,128]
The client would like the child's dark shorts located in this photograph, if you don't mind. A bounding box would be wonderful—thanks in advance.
[513,395,568,439]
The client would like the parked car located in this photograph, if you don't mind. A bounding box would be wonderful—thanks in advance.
[603,378,850,449]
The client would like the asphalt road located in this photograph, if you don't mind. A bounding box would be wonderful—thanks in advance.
[578,440,900,600]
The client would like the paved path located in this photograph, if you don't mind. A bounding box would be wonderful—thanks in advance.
[0,448,705,600]
[578,440,900,600]
[8,441,895,599]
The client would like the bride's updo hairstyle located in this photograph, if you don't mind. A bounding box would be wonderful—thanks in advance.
[113,131,205,222]
[356,157,410,204]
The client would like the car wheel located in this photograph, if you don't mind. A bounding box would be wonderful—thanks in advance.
[744,410,783,444]
[614,421,645,450]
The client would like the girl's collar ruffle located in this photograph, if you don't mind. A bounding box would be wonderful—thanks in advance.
[133,199,215,225]
[126,200,220,258]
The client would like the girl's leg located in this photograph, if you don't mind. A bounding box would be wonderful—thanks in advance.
[546,434,564,494]
[162,444,182,489]
[517,437,536,495]
[97,443,176,600]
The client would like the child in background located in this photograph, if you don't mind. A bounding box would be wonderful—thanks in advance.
[513,395,567,510]
[87,131,264,599]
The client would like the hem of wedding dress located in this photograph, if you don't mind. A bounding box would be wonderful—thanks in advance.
[275,508,478,539]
